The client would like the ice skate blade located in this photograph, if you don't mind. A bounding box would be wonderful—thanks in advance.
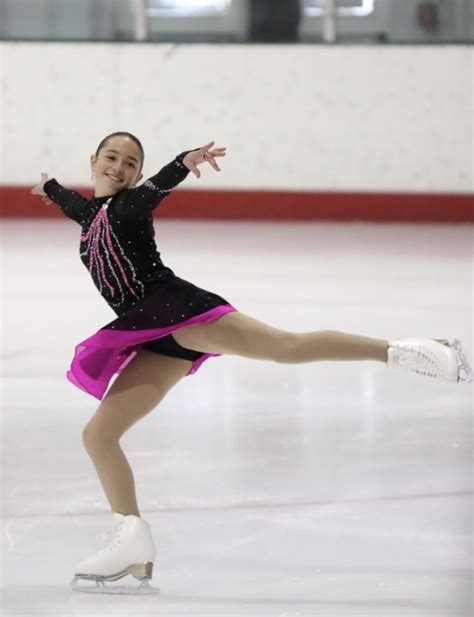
[70,576,159,595]
[70,561,159,595]
[451,338,473,383]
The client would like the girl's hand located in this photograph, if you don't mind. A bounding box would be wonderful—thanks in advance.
[31,173,49,196]
[183,142,226,179]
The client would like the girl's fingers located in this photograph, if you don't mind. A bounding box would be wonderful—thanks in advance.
[202,151,220,172]
[200,143,226,157]
[31,172,49,195]
[209,148,226,158]
[207,155,220,172]
[188,143,226,176]
[189,161,200,178]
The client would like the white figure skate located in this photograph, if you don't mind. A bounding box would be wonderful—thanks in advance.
[70,513,159,594]
[387,338,472,383]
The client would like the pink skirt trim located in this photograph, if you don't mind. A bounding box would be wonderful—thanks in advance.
[66,305,237,400]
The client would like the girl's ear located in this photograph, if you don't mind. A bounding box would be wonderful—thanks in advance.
[90,154,97,167]
[136,172,144,184]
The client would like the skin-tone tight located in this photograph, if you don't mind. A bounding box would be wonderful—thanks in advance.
[82,312,389,517]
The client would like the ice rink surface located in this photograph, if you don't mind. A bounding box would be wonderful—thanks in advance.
[1,219,472,616]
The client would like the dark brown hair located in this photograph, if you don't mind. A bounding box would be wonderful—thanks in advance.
[95,132,145,171]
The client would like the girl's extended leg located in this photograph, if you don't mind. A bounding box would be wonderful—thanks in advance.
[172,312,388,364]
[81,351,192,517]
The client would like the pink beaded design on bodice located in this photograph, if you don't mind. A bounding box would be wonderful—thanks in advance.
[80,199,145,307]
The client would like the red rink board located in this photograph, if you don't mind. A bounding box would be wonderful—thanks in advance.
[0,186,472,222]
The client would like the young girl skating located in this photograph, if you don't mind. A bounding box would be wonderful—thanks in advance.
[32,131,472,594]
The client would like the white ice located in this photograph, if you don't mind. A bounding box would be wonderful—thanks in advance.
[1,219,472,616]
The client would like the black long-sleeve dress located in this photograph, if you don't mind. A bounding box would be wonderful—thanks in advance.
[44,152,236,400]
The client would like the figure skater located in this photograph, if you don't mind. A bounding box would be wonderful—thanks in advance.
[31,132,472,594]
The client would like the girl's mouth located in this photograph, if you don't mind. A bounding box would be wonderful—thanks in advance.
[106,174,123,183]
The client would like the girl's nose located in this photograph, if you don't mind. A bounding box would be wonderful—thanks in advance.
[111,162,124,174]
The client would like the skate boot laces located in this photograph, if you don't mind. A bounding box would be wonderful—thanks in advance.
[388,338,460,381]
[100,524,123,545]
[97,513,126,545]
[393,345,439,378]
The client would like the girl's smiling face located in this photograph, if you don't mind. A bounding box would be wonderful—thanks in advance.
[91,136,144,197]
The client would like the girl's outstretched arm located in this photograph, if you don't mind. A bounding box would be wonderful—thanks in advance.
[115,142,226,219]
[31,173,89,225]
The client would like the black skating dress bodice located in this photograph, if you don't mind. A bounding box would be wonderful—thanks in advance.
[44,152,190,316]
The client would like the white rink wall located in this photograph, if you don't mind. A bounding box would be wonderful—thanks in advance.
[1,42,472,192]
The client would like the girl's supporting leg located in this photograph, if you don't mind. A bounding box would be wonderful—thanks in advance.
[172,312,388,364]
[81,351,192,518]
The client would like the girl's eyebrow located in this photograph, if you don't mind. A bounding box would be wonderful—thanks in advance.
[105,149,139,164]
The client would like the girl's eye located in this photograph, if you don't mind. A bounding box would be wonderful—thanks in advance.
[106,156,115,161]
[128,162,135,168]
